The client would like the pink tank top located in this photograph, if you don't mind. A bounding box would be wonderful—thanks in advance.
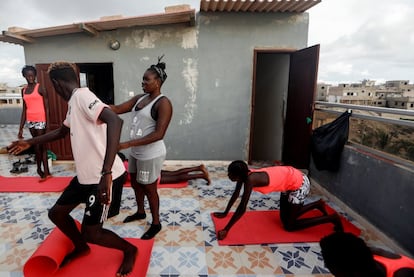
[252,166,303,194]
[23,83,46,122]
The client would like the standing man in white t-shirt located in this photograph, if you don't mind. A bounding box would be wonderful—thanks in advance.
[8,61,137,277]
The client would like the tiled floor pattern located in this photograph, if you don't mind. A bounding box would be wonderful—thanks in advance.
[0,124,387,276]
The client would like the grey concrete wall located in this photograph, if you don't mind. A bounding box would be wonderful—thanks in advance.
[310,145,414,255]
[0,107,22,124]
[23,12,309,160]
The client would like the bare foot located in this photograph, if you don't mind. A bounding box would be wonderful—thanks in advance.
[141,223,161,240]
[60,244,91,267]
[37,168,45,179]
[39,174,53,183]
[123,212,146,223]
[200,164,211,185]
[117,245,138,277]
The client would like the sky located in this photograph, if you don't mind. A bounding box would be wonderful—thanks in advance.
[0,0,413,87]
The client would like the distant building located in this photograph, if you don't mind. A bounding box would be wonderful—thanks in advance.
[385,80,409,88]
[316,83,330,101]
[317,79,412,109]
[387,97,414,110]
[0,83,22,107]
[0,1,321,166]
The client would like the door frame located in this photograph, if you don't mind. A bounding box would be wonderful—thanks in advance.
[36,63,79,160]
[248,48,295,165]
[248,45,320,169]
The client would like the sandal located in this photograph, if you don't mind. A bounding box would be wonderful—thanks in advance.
[10,161,28,174]
[10,160,21,173]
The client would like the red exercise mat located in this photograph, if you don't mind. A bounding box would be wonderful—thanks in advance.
[0,176,71,192]
[0,175,187,192]
[23,225,153,277]
[212,208,361,246]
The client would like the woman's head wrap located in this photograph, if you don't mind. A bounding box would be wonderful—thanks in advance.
[149,55,167,84]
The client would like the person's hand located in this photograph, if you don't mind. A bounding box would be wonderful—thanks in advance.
[17,130,23,139]
[98,173,112,205]
[217,229,228,240]
[213,212,227,218]
[8,140,30,155]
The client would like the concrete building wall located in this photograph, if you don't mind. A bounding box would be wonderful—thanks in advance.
[310,145,414,255]
[23,12,309,160]
[0,107,22,124]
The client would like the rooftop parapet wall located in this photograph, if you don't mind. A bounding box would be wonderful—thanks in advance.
[310,145,414,256]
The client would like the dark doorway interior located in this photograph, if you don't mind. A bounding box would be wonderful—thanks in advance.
[36,62,115,160]
[249,52,290,164]
[249,45,319,169]
[78,63,114,105]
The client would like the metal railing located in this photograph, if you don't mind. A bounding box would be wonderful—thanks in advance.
[313,101,414,167]
[314,101,414,128]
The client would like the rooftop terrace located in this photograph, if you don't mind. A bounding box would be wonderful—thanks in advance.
[0,124,405,276]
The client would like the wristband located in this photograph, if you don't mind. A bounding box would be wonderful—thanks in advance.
[101,170,112,176]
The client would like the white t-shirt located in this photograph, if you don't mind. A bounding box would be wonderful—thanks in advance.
[63,87,125,184]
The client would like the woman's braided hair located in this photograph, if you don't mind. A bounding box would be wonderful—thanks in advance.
[147,55,167,84]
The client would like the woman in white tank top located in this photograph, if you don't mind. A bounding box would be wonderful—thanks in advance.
[110,56,173,239]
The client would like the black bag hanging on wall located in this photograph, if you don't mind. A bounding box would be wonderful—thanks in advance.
[311,111,351,171]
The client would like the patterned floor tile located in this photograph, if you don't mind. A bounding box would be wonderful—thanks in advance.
[0,124,397,276]
[169,246,208,275]
[236,245,278,274]
[205,245,245,275]
[166,225,205,247]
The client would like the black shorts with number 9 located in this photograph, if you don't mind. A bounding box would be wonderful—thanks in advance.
[55,172,126,225]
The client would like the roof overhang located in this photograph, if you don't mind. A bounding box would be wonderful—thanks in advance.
[0,7,196,45]
[200,0,321,13]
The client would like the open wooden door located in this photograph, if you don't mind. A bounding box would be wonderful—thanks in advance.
[36,64,77,160]
[282,45,319,169]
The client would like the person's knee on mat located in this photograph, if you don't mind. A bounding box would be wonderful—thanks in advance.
[281,220,296,232]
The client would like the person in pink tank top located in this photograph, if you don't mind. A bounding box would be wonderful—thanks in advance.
[214,160,343,240]
[18,65,51,181]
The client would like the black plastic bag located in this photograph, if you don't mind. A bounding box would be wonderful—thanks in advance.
[311,111,351,171]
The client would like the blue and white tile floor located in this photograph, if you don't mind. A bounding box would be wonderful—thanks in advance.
[0,124,395,276]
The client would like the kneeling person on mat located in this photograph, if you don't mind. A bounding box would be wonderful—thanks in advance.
[213,160,343,240]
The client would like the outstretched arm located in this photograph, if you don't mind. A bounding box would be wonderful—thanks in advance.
[214,181,243,218]
[97,107,123,205]
[109,95,141,115]
[216,182,253,240]
[9,125,69,155]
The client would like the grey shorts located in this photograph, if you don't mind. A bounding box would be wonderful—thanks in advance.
[128,155,165,184]
[282,174,311,205]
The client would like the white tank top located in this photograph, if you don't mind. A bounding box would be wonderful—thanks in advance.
[129,94,166,160]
